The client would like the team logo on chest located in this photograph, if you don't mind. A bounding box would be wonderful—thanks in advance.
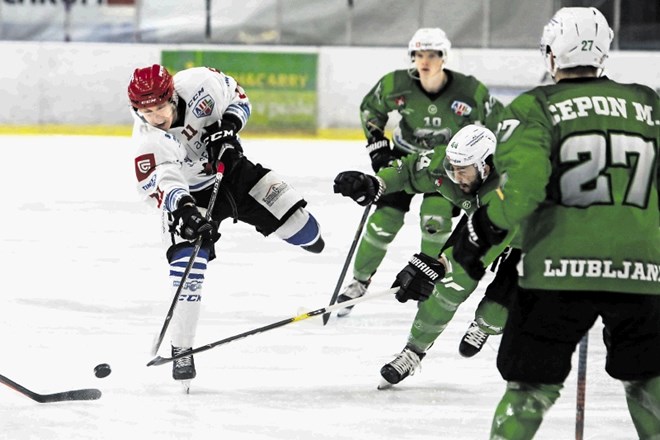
[394,96,406,107]
[461,200,472,210]
[192,95,215,118]
[427,104,438,115]
[451,100,472,116]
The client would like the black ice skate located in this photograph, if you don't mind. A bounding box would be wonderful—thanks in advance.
[378,345,426,389]
[459,320,489,358]
[172,346,196,393]
[336,278,370,317]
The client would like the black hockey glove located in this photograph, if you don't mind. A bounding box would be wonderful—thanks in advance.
[453,206,507,280]
[333,171,384,206]
[202,117,243,175]
[392,253,446,303]
[366,136,395,172]
[171,195,220,242]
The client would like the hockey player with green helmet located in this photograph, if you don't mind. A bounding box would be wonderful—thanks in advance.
[334,124,519,388]
[447,7,660,439]
[335,27,503,318]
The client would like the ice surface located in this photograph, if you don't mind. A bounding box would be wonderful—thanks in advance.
[0,135,634,439]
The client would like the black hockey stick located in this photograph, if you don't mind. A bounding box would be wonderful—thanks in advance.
[150,146,232,356]
[147,287,396,367]
[0,373,101,403]
[575,332,589,440]
[322,203,372,325]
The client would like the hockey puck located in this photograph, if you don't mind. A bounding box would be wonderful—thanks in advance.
[94,363,111,379]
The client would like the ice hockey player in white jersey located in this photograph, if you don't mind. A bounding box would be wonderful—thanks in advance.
[128,64,325,389]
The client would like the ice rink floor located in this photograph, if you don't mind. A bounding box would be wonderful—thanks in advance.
[0,135,635,439]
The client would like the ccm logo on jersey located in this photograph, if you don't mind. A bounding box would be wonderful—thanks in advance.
[135,153,156,181]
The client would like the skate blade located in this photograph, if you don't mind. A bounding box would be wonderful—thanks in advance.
[377,378,394,390]
[336,306,354,318]
[178,380,192,394]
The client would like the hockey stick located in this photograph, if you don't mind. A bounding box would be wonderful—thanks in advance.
[150,147,232,356]
[147,287,397,367]
[575,332,589,440]
[0,373,101,403]
[322,203,372,325]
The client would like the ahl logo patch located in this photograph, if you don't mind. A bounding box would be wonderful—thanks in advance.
[451,100,472,116]
[193,95,215,118]
[134,153,156,181]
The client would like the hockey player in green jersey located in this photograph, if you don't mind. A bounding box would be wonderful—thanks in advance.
[334,124,518,387]
[335,27,502,319]
[447,8,660,439]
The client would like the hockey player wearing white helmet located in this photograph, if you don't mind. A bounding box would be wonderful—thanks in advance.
[334,124,521,387]
[128,64,325,391]
[450,7,660,439]
[334,26,503,320]
[540,6,613,77]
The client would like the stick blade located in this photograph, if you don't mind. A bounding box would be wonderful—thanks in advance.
[146,356,168,367]
[38,388,102,403]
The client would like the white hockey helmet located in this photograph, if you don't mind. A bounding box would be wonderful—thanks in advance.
[443,125,497,183]
[407,28,451,60]
[540,7,613,76]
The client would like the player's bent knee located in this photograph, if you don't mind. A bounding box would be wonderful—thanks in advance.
[365,206,405,244]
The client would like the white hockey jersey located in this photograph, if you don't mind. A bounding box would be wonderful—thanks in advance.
[132,67,251,213]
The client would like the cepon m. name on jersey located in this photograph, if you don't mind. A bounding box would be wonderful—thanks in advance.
[548,96,657,126]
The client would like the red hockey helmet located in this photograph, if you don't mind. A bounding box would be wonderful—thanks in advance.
[127,64,174,109]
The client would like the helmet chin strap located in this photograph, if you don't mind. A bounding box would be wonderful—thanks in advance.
[545,52,559,79]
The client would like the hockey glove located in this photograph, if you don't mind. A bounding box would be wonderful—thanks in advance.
[333,171,385,206]
[453,206,507,280]
[366,136,395,172]
[202,117,243,175]
[392,253,445,303]
[171,195,220,242]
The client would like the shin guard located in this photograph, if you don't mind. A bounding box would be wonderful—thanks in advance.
[167,243,209,348]
[352,206,405,280]
[490,382,562,440]
[624,376,660,439]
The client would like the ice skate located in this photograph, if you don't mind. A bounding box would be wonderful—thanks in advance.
[336,279,370,317]
[172,346,196,394]
[459,320,489,358]
[378,345,425,389]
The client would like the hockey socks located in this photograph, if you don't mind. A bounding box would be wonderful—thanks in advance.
[490,382,562,440]
[167,244,209,348]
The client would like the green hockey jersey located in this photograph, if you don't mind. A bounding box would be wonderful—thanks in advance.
[487,76,659,294]
[360,69,502,154]
[377,149,517,265]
